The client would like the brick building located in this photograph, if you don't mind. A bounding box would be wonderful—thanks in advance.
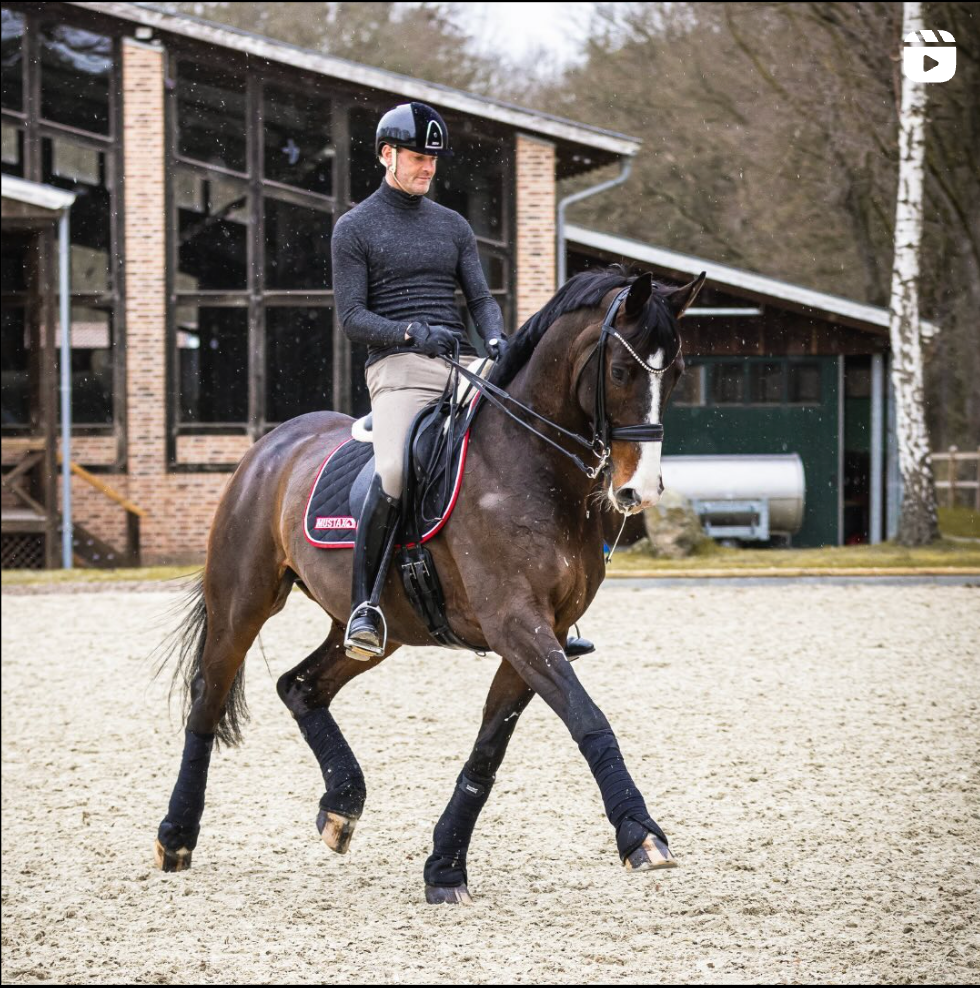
[1,2,639,565]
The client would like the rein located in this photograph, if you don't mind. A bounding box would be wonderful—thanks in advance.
[440,285,680,483]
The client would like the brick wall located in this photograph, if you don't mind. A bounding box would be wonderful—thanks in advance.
[113,41,237,563]
[122,38,172,560]
[175,435,252,466]
[515,133,557,326]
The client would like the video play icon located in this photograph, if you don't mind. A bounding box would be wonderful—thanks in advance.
[903,29,956,83]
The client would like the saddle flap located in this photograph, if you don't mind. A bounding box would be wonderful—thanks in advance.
[408,400,450,486]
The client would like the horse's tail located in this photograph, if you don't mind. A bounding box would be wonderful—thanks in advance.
[153,571,248,749]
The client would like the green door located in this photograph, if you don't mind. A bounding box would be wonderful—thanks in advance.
[664,356,840,547]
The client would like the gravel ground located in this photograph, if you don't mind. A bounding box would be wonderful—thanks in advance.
[2,583,978,984]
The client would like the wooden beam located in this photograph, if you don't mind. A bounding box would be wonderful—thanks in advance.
[55,453,148,517]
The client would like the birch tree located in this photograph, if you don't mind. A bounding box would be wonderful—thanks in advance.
[889,1,940,545]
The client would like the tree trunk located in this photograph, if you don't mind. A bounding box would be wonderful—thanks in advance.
[888,1,940,546]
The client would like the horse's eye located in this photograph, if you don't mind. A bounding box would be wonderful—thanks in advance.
[611,366,626,384]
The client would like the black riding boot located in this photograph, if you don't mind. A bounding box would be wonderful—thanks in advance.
[345,473,401,660]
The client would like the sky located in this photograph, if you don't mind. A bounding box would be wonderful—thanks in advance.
[451,2,594,66]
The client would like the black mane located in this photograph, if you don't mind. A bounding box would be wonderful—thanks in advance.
[490,264,679,389]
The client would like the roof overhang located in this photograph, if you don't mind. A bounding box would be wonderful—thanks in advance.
[72,2,640,174]
[567,224,940,340]
[1,175,77,213]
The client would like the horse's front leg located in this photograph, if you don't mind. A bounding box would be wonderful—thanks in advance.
[424,658,534,905]
[483,615,676,873]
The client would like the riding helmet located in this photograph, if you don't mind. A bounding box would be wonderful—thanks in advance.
[375,102,454,159]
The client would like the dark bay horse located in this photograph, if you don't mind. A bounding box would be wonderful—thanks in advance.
[154,265,705,904]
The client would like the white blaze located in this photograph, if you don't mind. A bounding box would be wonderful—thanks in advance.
[623,348,665,506]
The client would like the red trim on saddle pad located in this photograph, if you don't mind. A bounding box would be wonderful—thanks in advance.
[303,393,479,550]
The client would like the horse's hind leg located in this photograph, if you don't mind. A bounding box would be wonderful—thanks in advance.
[154,564,290,872]
[277,621,397,854]
[424,658,535,905]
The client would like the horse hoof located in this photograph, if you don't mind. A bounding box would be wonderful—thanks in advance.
[424,883,474,905]
[317,809,358,854]
[154,838,192,872]
[624,833,677,872]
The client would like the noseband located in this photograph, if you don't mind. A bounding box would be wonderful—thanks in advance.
[442,284,681,483]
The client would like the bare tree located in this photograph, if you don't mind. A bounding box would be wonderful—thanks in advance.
[888,1,940,545]
[159,2,491,91]
[157,1,979,454]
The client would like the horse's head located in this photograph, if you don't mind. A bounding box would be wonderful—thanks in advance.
[573,271,706,515]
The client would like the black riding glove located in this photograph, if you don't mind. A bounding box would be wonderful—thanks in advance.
[485,334,509,361]
[407,321,457,359]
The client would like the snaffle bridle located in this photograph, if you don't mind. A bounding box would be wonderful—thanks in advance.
[442,284,682,484]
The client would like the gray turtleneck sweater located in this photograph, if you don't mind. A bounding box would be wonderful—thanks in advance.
[331,177,505,369]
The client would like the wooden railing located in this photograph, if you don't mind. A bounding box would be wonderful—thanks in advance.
[56,454,147,565]
[1,441,57,567]
[3,442,147,567]
[932,446,980,510]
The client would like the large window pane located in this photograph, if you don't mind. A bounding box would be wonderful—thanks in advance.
[1,305,29,426]
[41,135,111,291]
[749,361,784,403]
[176,306,248,424]
[1,122,24,177]
[56,307,113,424]
[40,22,112,136]
[175,169,248,291]
[1,8,24,111]
[265,307,332,422]
[264,198,331,290]
[176,59,246,172]
[789,362,822,404]
[710,362,745,405]
[434,136,505,241]
[263,84,333,196]
[349,106,382,205]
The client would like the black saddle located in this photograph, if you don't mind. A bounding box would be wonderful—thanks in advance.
[303,391,479,549]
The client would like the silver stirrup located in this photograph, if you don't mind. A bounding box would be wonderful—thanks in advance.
[343,603,387,659]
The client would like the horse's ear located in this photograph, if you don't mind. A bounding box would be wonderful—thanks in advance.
[623,272,653,319]
[662,271,706,319]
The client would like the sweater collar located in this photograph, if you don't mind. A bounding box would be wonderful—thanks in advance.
[377,176,425,210]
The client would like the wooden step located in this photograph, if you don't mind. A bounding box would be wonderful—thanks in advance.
[57,521,137,568]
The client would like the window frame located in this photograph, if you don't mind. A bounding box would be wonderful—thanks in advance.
[669,356,826,409]
[166,49,339,466]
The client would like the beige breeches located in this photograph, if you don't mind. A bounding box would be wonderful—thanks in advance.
[364,352,456,500]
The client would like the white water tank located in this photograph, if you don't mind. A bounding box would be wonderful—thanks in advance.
[661,454,806,534]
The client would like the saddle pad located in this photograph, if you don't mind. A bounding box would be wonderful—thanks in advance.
[303,426,472,549]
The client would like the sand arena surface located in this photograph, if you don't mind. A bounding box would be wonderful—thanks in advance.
[2,582,978,984]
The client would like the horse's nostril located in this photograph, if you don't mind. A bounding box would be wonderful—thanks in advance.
[619,487,640,507]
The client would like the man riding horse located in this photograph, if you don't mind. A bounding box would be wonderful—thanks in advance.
[331,100,593,661]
